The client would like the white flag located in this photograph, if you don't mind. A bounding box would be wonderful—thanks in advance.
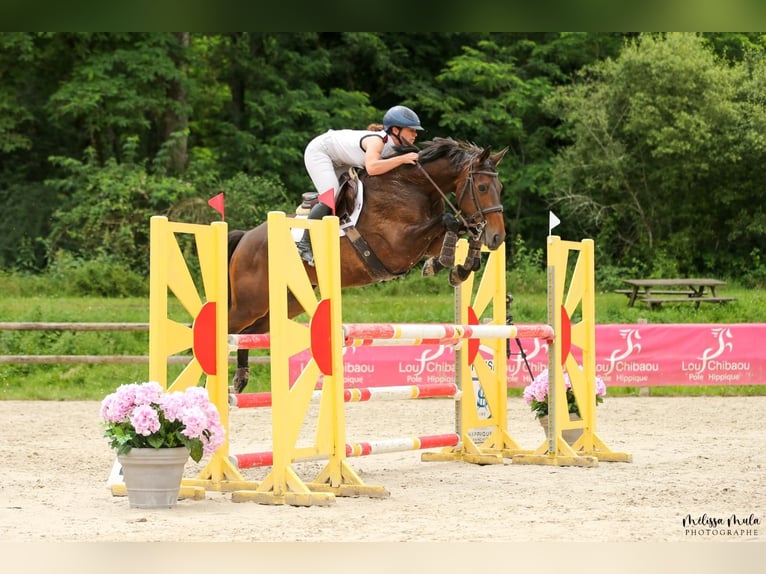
[549,211,561,235]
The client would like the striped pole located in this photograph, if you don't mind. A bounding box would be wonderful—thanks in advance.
[231,433,461,469]
[342,322,554,342]
[344,337,465,348]
[229,324,553,352]
[230,383,459,408]
[228,333,271,351]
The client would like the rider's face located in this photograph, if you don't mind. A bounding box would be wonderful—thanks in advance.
[395,127,418,146]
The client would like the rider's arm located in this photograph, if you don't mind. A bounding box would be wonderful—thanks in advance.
[363,136,419,176]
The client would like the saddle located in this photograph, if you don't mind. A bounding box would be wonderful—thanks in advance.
[295,169,405,282]
[295,168,361,225]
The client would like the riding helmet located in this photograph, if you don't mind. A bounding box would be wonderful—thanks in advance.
[383,105,424,131]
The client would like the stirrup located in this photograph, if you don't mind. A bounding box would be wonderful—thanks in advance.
[298,243,315,266]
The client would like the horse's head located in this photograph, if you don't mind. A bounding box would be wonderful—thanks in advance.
[455,143,508,250]
[416,138,507,251]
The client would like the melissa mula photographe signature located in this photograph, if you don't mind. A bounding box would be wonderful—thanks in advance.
[682,513,760,537]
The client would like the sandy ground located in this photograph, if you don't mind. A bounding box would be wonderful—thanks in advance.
[0,395,764,548]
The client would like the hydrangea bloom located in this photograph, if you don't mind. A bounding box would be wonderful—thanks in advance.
[130,404,161,436]
[100,381,224,462]
[522,367,606,419]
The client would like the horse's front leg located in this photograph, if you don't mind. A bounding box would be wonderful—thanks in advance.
[423,214,463,277]
[422,234,455,277]
[448,236,483,287]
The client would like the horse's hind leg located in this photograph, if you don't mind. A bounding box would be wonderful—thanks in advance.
[233,348,250,394]
[230,293,307,393]
[230,316,269,394]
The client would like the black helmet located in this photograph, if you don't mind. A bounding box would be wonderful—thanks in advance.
[383,105,424,131]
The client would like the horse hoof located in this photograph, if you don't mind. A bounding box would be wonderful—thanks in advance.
[448,268,471,287]
[233,367,250,394]
[422,258,436,277]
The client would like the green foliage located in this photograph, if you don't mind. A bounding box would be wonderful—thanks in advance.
[506,234,547,294]
[45,138,200,275]
[167,172,293,231]
[45,33,190,170]
[2,31,766,286]
[47,251,146,297]
[414,38,556,257]
[0,181,56,270]
[731,248,766,288]
[549,32,766,279]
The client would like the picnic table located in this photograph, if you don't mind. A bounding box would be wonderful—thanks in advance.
[615,278,736,309]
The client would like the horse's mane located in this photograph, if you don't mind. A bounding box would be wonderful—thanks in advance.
[391,137,484,170]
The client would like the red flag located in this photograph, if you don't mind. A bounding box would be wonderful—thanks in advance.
[208,192,225,220]
[317,187,336,215]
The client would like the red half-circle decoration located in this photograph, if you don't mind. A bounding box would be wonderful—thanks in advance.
[560,305,571,365]
[467,306,480,365]
[311,298,333,376]
[193,301,217,375]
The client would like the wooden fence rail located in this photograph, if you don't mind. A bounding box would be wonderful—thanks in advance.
[0,322,269,365]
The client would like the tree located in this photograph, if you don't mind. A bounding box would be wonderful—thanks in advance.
[548,32,766,279]
[412,33,624,262]
[46,33,191,171]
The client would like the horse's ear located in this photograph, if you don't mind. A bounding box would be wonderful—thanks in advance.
[490,147,509,166]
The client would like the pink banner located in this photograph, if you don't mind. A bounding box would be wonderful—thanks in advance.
[289,324,766,388]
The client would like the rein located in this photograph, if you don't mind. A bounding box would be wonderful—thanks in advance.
[416,162,503,239]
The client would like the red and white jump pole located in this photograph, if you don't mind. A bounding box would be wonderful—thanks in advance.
[232,433,461,469]
[342,322,554,342]
[231,382,459,408]
[230,322,554,352]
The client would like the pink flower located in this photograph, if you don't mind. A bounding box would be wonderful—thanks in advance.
[595,376,607,398]
[202,419,226,454]
[129,404,161,435]
[133,381,163,405]
[522,366,606,419]
[157,391,186,422]
[179,406,207,439]
[184,386,211,407]
[101,381,225,463]
[99,383,138,422]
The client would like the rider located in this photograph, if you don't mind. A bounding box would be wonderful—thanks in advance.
[297,105,424,265]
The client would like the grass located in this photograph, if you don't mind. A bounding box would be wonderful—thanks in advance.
[1,269,763,400]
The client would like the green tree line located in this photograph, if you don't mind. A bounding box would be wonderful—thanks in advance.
[1,32,764,289]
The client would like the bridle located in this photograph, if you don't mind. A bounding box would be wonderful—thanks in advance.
[416,161,504,240]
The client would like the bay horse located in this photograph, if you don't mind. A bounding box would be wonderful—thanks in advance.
[227,137,508,392]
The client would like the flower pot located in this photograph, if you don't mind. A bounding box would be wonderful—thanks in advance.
[538,414,583,445]
[117,447,189,509]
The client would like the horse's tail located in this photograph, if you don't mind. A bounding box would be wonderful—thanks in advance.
[228,229,245,262]
[227,230,246,307]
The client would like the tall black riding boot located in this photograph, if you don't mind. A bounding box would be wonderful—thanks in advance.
[297,202,333,266]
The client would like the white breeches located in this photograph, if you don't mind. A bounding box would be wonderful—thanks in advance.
[304,137,345,200]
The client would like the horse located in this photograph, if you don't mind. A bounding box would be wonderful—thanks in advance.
[227,137,508,392]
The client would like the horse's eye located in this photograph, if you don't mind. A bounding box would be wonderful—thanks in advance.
[478,184,488,193]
